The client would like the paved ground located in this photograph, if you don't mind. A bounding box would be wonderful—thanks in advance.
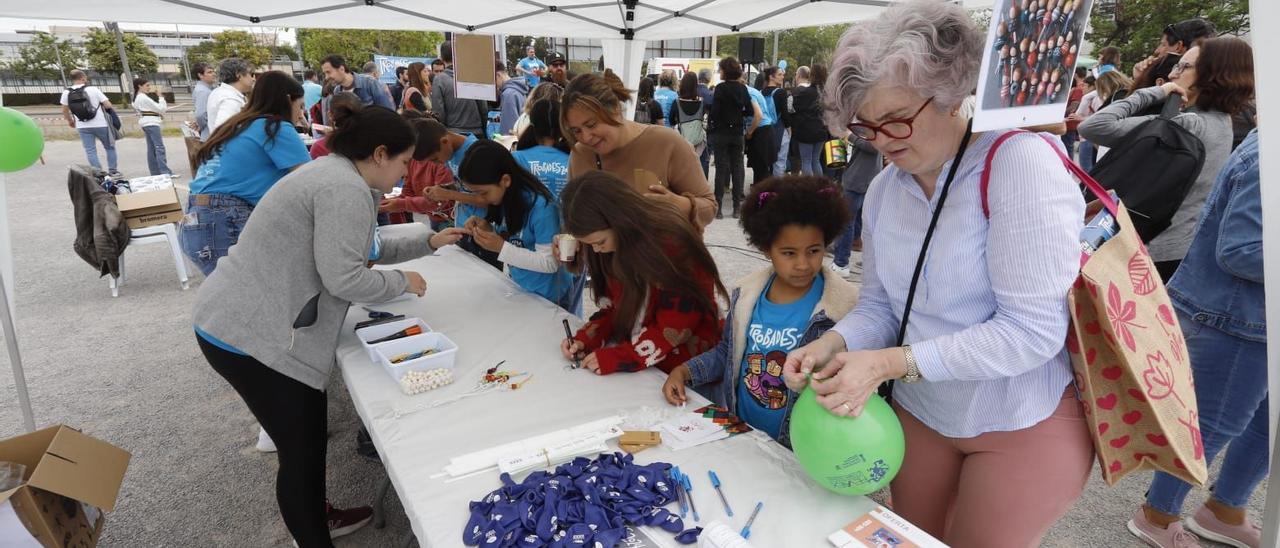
[0,137,1263,547]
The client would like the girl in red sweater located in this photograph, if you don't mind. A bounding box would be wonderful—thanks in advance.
[559,171,727,375]
[379,112,456,228]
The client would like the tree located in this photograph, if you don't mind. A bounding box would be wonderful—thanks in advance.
[295,28,444,69]
[185,40,216,68]
[271,44,300,61]
[84,27,158,74]
[8,32,82,79]
[208,30,272,68]
[715,26,848,72]
[1087,0,1249,71]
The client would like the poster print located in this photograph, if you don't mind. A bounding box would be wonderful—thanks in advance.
[973,0,1095,131]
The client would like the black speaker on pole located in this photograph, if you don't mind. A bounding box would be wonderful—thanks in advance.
[739,37,765,65]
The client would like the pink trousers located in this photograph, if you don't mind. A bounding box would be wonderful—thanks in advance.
[890,392,1095,548]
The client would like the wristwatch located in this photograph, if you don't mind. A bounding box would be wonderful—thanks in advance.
[901,345,922,383]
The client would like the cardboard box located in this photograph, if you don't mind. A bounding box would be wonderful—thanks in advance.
[115,186,183,229]
[0,426,131,548]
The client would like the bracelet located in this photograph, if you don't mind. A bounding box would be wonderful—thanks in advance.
[901,345,921,383]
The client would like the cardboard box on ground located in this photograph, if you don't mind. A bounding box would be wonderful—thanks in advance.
[114,176,183,230]
[0,426,131,548]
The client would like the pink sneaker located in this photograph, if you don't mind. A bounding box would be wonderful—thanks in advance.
[1186,505,1260,548]
[1127,508,1202,548]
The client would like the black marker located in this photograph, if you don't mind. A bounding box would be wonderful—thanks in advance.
[562,319,581,369]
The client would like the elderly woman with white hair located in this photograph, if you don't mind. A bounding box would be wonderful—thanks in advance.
[782,1,1092,546]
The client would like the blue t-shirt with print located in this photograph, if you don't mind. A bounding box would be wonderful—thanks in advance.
[513,145,571,198]
[189,118,311,205]
[446,133,484,226]
[493,189,571,304]
[518,57,547,86]
[654,88,678,126]
[737,274,823,439]
[746,86,774,129]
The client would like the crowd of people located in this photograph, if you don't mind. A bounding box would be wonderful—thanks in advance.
[166,3,1263,547]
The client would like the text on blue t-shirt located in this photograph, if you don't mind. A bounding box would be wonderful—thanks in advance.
[736,274,823,439]
[513,145,571,198]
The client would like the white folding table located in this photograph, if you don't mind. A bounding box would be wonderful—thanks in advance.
[337,246,879,547]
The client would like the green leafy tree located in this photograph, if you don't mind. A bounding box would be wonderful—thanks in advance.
[84,27,158,74]
[271,44,300,61]
[206,30,272,68]
[716,26,849,71]
[184,40,216,68]
[295,28,444,69]
[1087,0,1249,71]
[9,32,83,79]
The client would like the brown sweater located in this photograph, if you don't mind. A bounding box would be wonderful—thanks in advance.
[569,124,716,228]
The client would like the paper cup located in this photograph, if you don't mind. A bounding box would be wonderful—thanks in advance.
[557,235,578,261]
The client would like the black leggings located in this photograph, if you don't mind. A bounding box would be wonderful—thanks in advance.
[710,132,746,210]
[197,335,333,548]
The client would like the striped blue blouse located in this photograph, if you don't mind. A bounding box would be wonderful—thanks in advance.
[832,131,1085,438]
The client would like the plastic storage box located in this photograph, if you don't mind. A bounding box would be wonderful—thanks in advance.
[356,318,432,362]
[373,332,459,381]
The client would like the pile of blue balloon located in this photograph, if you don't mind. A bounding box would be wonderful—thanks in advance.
[0,106,44,173]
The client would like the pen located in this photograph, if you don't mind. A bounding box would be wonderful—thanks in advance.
[672,466,688,518]
[708,470,733,517]
[562,319,581,369]
[680,471,700,522]
[740,502,763,539]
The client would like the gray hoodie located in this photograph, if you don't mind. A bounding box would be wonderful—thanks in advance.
[430,67,485,134]
[193,155,437,390]
[499,77,530,135]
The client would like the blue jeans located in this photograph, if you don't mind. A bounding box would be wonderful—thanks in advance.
[773,128,791,175]
[699,143,711,179]
[797,141,824,176]
[1146,310,1270,514]
[1078,139,1096,172]
[180,194,254,276]
[78,127,118,171]
[1060,130,1078,160]
[833,189,865,268]
[142,125,172,176]
[558,273,588,317]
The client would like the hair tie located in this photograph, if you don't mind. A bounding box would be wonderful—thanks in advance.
[756,191,777,208]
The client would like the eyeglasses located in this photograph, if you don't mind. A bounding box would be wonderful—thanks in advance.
[847,97,934,141]
[1170,61,1195,74]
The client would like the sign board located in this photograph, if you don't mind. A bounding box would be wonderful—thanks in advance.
[454,33,498,102]
[372,55,434,84]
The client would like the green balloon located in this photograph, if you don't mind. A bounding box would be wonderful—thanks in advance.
[789,387,905,495]
[0,106,44,173]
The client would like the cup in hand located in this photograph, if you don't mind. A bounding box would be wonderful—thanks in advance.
[557,234,578,262]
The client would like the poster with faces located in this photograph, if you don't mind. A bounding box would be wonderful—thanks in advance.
[973,0,1096,131]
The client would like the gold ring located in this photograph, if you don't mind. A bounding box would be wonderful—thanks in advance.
[840,402,853,412]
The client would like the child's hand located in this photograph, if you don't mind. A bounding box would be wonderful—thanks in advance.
[403,271,428,297]
[582,352,600,374]
[379,198,402,213]
[471,227,505,253]
[561,338,585,361]
[663,364,691,405]
[428,227,468,249]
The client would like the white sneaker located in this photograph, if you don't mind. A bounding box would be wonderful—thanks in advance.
[832,265,853,279]
[256,427,278,453]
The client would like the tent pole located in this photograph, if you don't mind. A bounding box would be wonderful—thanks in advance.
[0,272,34,433]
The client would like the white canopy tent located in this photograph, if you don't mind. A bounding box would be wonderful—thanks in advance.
[0,0,1276,544]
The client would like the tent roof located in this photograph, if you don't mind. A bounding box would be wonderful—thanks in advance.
[0,0,989,41]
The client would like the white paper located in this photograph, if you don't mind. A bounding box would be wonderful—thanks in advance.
[442,416,623,477]
[659,415,723,444]
[828,505,949,548]
[972,0,1096,132]
[0,500,41,548]
[456,81,497,102]
[127,174,175,192]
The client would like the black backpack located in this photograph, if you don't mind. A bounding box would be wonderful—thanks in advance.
[66,86,99,122]
[1088,95,1205,243]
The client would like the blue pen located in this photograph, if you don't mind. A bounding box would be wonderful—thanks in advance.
[708,470,733,516]
[680,472,700,522]
[672,467,688,518]
[740,501,763,539]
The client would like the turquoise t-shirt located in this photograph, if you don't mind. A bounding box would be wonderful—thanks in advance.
[654,88,678,126]
[517,57,547,86]
[189,118,311,205]
[492,189,571,304]
[737,274,823,439]
[302,81,323,112]
[746,86,775,129]
[513,146,571,198]
[446,134,484,227]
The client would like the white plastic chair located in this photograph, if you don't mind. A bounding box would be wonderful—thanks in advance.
[108,222,190,297]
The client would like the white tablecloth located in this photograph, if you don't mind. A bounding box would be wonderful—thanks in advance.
[338,246,878,547]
